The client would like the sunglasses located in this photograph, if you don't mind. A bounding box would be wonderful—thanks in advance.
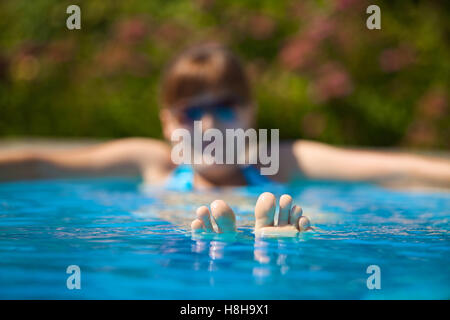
[176,97,241,123]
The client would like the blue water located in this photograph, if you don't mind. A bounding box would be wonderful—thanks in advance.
[0,178,449,299]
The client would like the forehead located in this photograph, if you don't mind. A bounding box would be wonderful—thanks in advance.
[173,92,243,109]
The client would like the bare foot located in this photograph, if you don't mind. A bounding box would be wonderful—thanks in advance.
[191,192,312,237]
[254,192,312,237]
[191,200,236,233]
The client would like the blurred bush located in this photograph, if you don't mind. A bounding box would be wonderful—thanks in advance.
[0,0,448,149]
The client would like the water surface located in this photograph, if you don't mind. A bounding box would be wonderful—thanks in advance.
[0,178,448,299]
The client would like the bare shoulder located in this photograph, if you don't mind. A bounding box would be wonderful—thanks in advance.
[275,139,331,182]
[272,140,302,182]
[115,138,175,184]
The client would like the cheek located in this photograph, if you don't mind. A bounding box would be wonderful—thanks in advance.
[221,109,254,130]
[165,121,192,143]
[173,120,192,132]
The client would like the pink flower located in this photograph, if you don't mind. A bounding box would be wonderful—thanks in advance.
[247,14,276,40]
[305,16,335,42]
[404,121,436,147]
[334,0,363,11]
[418,88,448,119]
[312,63,353,101]
[152,22,186,46]
[116,18,149,45]
[279,36,318,71]
[194,0,216,10]
[95,43,149,76]
[379,45,415,73]
[46,38,76,63]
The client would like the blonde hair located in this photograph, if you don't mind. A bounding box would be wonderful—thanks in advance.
[160,43,251,109]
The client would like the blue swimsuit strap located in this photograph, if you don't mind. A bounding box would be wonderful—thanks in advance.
[164,164,272,191]
[240,165,273,186]
[164,164,195,191]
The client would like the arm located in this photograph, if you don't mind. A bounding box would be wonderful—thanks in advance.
[0,138,173,182]
[278,140,450,188]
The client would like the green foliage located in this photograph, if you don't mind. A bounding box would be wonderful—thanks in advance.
[0,0,448,148]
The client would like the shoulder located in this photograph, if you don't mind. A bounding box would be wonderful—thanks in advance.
[116,138,175,184]
[275,140,323,182]
[267,140,297,182]
[99,137,174,183]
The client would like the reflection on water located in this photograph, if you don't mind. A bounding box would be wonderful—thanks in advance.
[0,177,449,299]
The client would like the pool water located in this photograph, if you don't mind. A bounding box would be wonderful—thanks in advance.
[0,178,448,299]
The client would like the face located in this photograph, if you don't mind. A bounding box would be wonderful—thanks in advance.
[160,93,255,177]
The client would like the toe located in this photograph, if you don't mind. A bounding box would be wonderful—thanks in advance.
[289,205,303,226]
[196,206,214,232]
[210,200,236,233]
[277,194,292,226]
[191,219,205,233]
[254,192,276,230]
[298,216,311,231]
